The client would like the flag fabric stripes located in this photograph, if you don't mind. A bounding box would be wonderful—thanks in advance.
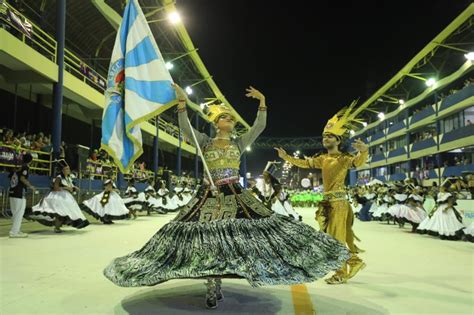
[101,0,176,173]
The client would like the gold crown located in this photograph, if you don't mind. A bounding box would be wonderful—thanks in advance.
[323,100,365,136]
[206,104,235,122]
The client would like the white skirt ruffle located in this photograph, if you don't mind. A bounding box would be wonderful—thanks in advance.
[398,205,427,224]
[31,190,89,228]
[372,203,390,219]
[83,191,129,219]
[418,205,465,237]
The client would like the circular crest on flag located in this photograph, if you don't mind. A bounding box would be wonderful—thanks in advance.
[107,59,125,94]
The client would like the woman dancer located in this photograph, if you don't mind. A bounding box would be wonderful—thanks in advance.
[82,178,129,224]
[31,160,89,233]
[104,85,350,309]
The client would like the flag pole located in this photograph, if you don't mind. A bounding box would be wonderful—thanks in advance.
[185,117,216,191]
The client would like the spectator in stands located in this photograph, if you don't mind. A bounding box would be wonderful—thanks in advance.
[31,134,44,151]
[90,149,98,161]
[24,134,32,148]
[3,129,19,146]
[41,137,52,153]
[8,153,35,238]
[454,156,461,166]
[18,136,27,148]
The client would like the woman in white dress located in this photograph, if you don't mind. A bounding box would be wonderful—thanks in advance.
[82,179,129,224]
[178,182,193,207]
[143,180,167,214]
[371,187,391,221]
[159,181,180,212]
[123,180,143,219]
[31,160,89,233]
[397,190,427,232]
[417,192,465,240]
[388,188,409,226]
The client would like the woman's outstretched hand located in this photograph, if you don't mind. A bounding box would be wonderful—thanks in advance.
[275,147,288,159]
[172,83,187,101]
[245,86,265,101]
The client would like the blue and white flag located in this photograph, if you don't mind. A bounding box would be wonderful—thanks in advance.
[101,0,176,173]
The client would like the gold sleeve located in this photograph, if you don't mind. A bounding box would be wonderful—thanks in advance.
[282,154,322,169]
[351,150,369,168]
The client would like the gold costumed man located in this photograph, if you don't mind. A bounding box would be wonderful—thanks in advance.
[275,103,369,284]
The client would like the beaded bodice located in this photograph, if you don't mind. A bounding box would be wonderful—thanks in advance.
[203,140,241,182]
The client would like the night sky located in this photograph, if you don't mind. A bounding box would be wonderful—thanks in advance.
[179,0,469,136]
[177,0,470,175]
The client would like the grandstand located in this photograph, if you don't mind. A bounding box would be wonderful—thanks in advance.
[348,5,473,187]
[0,0,250,199]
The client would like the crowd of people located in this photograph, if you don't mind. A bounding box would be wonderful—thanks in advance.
[8,156,199,236]
[348,176,473,242]
[0,127,162,181]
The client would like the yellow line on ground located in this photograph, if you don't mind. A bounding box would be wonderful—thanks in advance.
[291,284,315,315]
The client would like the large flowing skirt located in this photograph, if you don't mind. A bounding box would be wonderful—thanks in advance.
[30,190,89,228]
[104,183,350,287]
[417,205,465,239]
[82,191,129,220]
[397,205,427,224]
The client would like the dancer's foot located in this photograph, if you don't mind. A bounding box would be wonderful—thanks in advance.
[205,279,217,309]
[325,274,347,285]
[215,278,224,302]
[347,261,366,279]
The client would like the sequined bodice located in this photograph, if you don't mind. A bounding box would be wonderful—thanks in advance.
[203,141,241,182]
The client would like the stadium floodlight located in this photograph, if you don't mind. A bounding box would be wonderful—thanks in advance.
[425,78,436,87]
[378,112,385,120]
[464,52,474,61]
[168,12,181,24]
[185,86,193,95]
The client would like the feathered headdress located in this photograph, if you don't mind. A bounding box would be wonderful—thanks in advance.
[323,100,367,137]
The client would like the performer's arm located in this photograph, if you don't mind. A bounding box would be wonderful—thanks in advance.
[275,147,323,169]
[238,87,267,153]
[350,139,369,168]
[173,84,209,147]
[53,177,62,192]
[20,175,36,193]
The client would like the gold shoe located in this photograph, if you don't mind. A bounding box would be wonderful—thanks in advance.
[347,261,366,279]
[325,274,347,285]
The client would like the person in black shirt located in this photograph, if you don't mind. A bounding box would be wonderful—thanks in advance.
[8,153,35,238]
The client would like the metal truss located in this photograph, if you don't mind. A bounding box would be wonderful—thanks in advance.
[253,137,323,150]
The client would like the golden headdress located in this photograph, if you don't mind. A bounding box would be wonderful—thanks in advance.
[323,100,366,137]
[206,104,235,123]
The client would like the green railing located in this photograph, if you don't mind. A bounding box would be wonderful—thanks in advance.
[0,2,56,62]
[1,1,106,93]
[149,117,193,145]
[0,144,52,175]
